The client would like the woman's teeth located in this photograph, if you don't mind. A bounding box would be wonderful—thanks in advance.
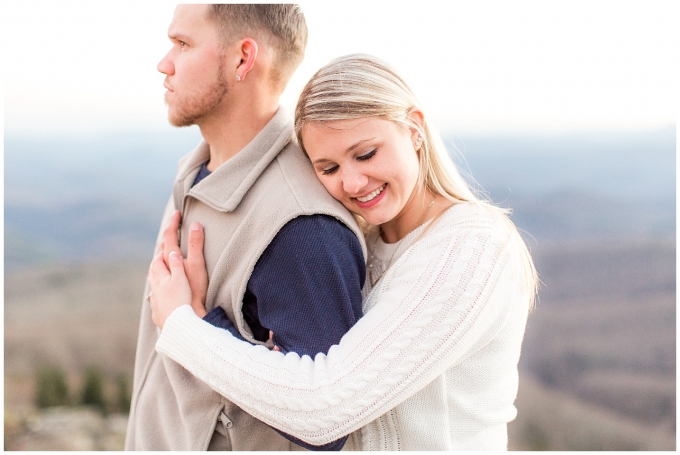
[357,184,386,203]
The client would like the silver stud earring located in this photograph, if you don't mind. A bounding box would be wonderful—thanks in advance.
[236,75,241,81]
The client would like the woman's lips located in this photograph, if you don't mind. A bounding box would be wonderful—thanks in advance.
[355,183,387,209]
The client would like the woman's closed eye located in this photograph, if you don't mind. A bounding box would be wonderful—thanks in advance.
[357,149,377,161]
[322,164,339,175]
[321,149,375,175]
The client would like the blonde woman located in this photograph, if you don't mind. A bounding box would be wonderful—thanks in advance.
[148,54,538,450]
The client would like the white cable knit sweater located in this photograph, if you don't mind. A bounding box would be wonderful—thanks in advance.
[156,203,531,450]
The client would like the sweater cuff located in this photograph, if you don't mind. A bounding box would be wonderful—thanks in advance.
[157,304,259,369]
[157,305,220,362]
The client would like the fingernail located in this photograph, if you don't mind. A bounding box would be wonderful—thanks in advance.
[191,222,201,231]
[169,251,179,261]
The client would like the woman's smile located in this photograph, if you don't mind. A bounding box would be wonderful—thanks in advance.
[355,183,387,208]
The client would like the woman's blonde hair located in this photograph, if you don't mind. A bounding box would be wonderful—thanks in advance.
[294,54,538,308]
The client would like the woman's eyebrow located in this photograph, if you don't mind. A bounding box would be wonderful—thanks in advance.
[346,137,376,154]
[311,137,378,165]
[312,157,332,165]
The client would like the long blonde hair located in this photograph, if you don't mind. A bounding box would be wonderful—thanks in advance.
[294,54,538,308]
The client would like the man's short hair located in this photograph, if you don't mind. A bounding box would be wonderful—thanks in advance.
[208,4,308,88]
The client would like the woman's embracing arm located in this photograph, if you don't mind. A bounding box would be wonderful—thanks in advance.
[156,212,522,445]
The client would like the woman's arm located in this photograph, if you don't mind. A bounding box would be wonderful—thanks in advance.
[156,211,523,445]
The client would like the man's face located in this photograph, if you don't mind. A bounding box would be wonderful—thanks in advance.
[158,4,229,127]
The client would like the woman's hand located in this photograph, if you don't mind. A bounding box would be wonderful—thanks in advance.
[161,210,208,318]
[268,331,281,352]
[148,250,193,329]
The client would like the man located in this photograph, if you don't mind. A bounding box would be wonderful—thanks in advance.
[125,5,365,450]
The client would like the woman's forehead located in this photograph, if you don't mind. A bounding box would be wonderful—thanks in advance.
[301,117,398,141]
[303,118,385,149]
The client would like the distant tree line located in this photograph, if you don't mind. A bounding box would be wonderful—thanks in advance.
[35,365,131,415]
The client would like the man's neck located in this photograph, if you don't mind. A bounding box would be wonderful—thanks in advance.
[200,98,279,172]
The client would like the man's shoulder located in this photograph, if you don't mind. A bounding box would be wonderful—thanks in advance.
[251,142,367,257]
[267,141,340,211]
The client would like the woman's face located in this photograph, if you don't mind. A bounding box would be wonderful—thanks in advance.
[302,117,422,229]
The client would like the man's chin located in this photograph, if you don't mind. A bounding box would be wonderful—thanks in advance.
[168,113,196,128]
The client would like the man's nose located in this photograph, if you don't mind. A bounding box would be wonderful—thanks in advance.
[157,51,174,75]
[342,169,369,195]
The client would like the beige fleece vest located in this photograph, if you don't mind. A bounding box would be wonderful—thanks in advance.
[125,108,366,450]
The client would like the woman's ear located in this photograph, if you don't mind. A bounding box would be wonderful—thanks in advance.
[408,109,425,151]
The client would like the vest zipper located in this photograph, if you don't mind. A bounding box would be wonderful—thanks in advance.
[219,411,234,431]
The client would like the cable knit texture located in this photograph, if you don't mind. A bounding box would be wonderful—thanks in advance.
[157,203,531,451]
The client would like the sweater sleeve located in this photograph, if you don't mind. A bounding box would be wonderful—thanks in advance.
[156,211,523,445]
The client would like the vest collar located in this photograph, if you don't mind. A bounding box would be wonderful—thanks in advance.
[175,107,294,213]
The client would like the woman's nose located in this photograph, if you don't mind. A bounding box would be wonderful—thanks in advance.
[342,169,369,195]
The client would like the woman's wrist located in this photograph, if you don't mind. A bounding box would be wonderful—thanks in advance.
[161,304,194,331]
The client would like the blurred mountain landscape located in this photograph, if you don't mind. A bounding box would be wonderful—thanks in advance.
[4,125,676,450]
[5,126,675,267]
[449,126,675,240]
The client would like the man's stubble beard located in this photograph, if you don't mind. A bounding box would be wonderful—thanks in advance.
[168,60,229,128]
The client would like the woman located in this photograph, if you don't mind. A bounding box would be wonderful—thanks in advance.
[148,54,538,450]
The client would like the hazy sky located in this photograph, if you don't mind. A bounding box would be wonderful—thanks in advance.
[4,0,679,137]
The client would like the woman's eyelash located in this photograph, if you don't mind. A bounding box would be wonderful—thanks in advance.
[357,149,377,161]
[321,149,375,175]
[322,165,339,175]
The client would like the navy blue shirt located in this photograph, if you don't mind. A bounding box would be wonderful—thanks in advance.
[193,163,365,450]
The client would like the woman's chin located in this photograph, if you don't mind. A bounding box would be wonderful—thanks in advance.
[340,198,395,227]
[342,205,378,225]
[356,209,393,227]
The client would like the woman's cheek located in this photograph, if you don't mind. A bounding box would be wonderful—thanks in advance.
[329,179,357,214]
[321,177,342,203]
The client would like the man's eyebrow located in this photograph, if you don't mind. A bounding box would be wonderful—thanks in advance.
[168,32,190,42]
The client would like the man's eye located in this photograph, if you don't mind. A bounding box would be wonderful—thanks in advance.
[179,41,187,47]
[322,165,339,175]
[357,149,377,161]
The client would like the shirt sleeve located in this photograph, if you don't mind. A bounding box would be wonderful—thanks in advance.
[202,215,365,450]
[247,215,365,357]
[157,209,524,446]
[203,307,244,341]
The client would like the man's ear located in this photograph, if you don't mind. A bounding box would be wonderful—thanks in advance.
[235,38,258,82]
